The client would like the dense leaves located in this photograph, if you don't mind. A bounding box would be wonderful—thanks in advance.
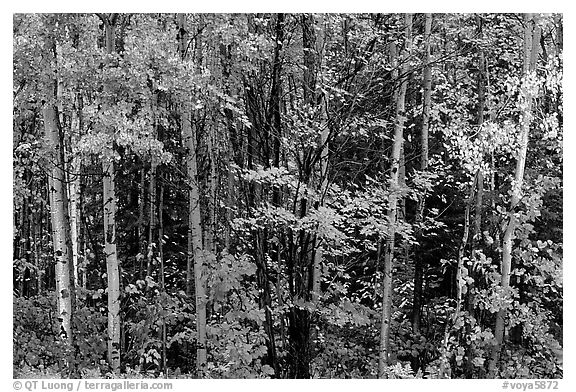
[13,13,562,379]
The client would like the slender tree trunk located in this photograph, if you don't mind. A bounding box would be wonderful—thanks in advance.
[464,20,487,376]
[378,14,412,378]
[473,17,486,249]
[138,167,145,279]
[41,22,76,360]
[55,48,77,301]
[412,13,432,334]
[147,161,156,278]
[158,174,168,375]
[312,14,328,304]
[43,76,73,347]
[489,13,540,375]
[78,171,87,290]
[454,176,477,324]
[70,91,84,288]
[147,94,158,279]
[270,16,288,355]
[219,41,236,253]
[312,99,328,302]
[179,14,195,298]
[57,77,79,291]
[34,204,43,295]
[17,192,29,297]
[68,157,80,288]
[148,92,160,278]
[204,42,220,256]
[555,14,562,54]
[284,13,321,379]
[99,13,121,372]
[178,14,207,374]
[187,100,208,374]
[102,159,120,371]
[398,143,407,254]
[205,124,217,255]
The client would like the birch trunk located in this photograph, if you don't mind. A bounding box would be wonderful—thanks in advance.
[455,176,477,321]
[147,94,158,279]
[68,103,81,288]
[464,24,487,375]
[186,98,208,373]
[312,100,328,302]
[378,13,412,378]
[147,162,156,278]
[102,159,120,371]
[138,167,145,279]
[100,14,121,372]
[205,125,217,255]
[313,14,328,303]
[473,16,486,250]
[43,79,73,346]
[178,14,207,373]
[158,175,168,375]
[412,13,432,333]
[219,41,236,252]
[56,77,80,291]
[69,89,85,288]
[489,13,540,374]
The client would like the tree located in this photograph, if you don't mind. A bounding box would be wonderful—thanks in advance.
[177,14,208,373]
[96,12,121,372]
[412,12,432,334]
[489,13,541,374]
[42,17,74,347]
[378,13,412,378]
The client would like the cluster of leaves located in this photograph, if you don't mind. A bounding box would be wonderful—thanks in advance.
[13,294,107,378]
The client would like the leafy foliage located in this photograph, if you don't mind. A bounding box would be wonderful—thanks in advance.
[13,13,562,379]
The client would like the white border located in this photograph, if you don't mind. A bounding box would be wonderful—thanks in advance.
[3,4,572,391]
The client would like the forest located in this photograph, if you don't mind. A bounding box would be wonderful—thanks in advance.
[12,13,562,379]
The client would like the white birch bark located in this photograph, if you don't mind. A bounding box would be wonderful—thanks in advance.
[490,13,540,374]
[44,92,73,346]
[178,14,208,373]
[378,13,412,378]
[99,14,121,372]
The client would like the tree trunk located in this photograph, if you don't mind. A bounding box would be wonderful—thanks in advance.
[473,17,486,249]
[187,100,208,374]
[100,14,121,372]
[68,154,80,288]
[312,14,328,304]
[284,13,322,379]
[464,20,487,375]
[205,124,217,255]
[69,91,84,288]
[78,171,87,290]
[147,94,158,279]
[178,14,207,374]
[137,167,145,279]
[489,13,540,375]
[455,175,477,324]
[102,158,120,371]
[158,174,168,375]
[34,202,43,295]
[219,41,236,253]
[43,76,73,347]
[555,14,562,54]
[378,13,412,378]
[63,89,80,290]
[147,161,156,278]
[412,12,432,335]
